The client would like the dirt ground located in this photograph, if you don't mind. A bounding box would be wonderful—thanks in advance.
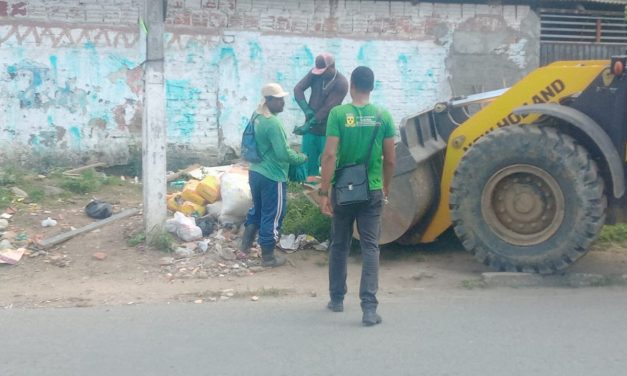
[2,178,627,310]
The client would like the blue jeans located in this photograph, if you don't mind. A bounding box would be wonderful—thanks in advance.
[328,190,383,311]
[245,171,287,250]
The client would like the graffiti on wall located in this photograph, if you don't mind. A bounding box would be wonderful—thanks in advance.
[0,1,534,165]
[0,25,143,162]
[161,31,452,151]
[0,1,26,17]
[166,80,201,139]
[7,60,89,112]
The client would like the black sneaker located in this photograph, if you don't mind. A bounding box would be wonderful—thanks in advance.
[362,311,382,326]
[327,300,344,312]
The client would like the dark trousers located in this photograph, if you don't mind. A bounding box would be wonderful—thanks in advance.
[328,190,383,311]
[245,171,287,250]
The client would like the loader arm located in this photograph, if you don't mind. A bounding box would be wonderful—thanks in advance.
[418,60,610,243]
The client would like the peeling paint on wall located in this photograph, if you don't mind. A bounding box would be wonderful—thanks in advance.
[166,80,201,139]
[0,23,143,165]
[0,0,538,167]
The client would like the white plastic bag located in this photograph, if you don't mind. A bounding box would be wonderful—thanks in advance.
[219,172,252,225]
[166,212,203,242]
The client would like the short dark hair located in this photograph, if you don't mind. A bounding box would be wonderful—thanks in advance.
[350,66,374,92]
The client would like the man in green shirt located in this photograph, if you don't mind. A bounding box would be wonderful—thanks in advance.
[240,83,307,267]
[318,66,396,326]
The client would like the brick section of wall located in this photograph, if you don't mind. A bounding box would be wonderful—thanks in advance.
[165,0,529,38]
[0,0,141,25]
[0,0,537,166]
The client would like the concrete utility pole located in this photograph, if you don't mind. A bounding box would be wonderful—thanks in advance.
[142,0,167,239]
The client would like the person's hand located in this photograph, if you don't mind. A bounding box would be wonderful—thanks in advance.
[383,186,390,205]
[293,124,308,135]
[320,196,333,217]
[296,99,315,120]
[293,118,318,135]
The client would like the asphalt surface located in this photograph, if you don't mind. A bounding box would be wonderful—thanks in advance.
[3,287,627,376]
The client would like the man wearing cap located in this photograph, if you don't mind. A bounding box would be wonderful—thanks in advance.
[240,83,307,267]
[293,52,348,181]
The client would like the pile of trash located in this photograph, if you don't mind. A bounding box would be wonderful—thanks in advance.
[163,165,256,274]
[0,209,26,265]
[157,226,266,281]
[166,165,252,228]
[160,164,327,279]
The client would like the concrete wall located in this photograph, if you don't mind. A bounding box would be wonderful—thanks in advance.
[0,0,539,168]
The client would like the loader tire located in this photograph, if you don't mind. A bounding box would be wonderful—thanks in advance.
[450,125,606,274]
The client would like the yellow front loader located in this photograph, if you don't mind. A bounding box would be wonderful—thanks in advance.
[383,55,627,273]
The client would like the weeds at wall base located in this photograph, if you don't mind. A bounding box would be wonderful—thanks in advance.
[146,229,175,253]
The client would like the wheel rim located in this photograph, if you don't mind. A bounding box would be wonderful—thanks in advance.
[481,164,565,246]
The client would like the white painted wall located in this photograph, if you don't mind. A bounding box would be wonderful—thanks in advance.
[0,0,537,166]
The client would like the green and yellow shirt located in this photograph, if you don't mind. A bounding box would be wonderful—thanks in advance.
[326,103,396,190]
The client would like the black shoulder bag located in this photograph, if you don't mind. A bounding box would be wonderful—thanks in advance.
[333,112,381,206]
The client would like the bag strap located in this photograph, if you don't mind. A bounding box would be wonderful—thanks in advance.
[362,109,382,166]
[250,112,264,158]
[250,112,260,130]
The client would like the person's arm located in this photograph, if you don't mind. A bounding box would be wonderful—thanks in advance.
[313,76,348,123]
[382,138,395,199]
[268,119,307,165]
[319,136,338,217]
[319,107,341,216]
[294,73,315,119]
[381,111,397,198]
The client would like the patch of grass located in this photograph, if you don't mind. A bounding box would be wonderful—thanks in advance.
[0,187,13,210]
[147,229,175,253]
[59,170,107,194]
[0,164,22,186]
[102,175,125,186]
[287,181,305,194]
[597,224,627,245]
[26,188,45,203]
[127,233,146,247]
[0,166,50,206]
[283,192,331,242]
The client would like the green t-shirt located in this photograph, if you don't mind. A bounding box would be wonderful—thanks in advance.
[249,113,306,182]
[326,103,396,190]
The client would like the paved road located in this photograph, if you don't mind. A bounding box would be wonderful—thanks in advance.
[3,288,627,376]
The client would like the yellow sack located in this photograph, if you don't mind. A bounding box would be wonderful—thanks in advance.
[197,175,220,204]
[181,180,207,206]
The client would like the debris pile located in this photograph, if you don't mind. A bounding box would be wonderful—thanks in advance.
[159,226,266,281]
[159,163,327,280]
[166,164,252,226]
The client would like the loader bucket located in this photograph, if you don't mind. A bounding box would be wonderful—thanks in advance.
[349,108,446,245]
[378,148,436,244]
